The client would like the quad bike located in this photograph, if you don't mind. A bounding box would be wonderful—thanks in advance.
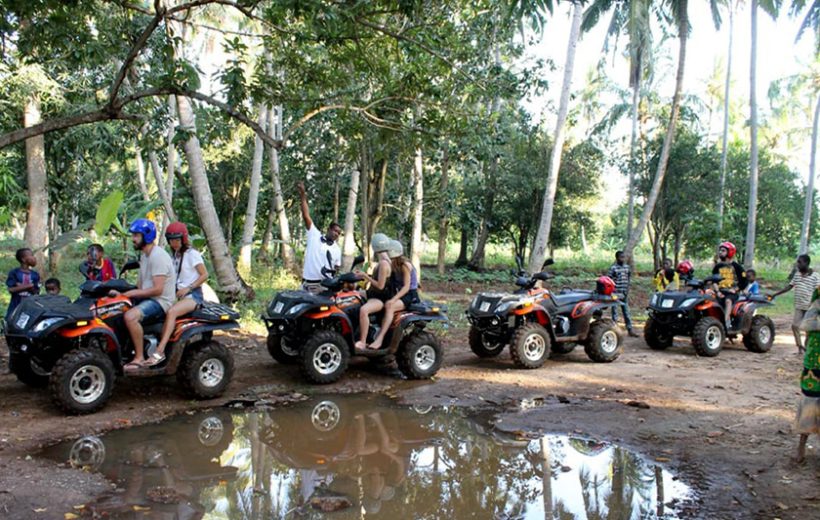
[644,274,775,357]
[262,254,448,384]
[4,261,238,414]
[42,411,237,516]
[466,258,623,369]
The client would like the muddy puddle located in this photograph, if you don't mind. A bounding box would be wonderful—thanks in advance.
[40,395,691,519]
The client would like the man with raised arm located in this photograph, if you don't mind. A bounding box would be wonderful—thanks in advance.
[297,181,342,294]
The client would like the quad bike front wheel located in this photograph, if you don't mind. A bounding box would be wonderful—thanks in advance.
[692,317,725,357]
[178,340,235,399]
[9,352,50,387]
[267,334,301,365]
[510,323,551,369]
[301,330,350,384]
[398,331,443,379]
[644,316,673,350]
[743,315,775,353]
[468,326,506,358]
[584,319,623,363]
[50,348,115,414]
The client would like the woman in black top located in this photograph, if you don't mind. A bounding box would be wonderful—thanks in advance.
[354,233,393,350]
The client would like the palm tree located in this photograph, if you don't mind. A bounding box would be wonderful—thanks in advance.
[718,1,737,233]
[528,0,585,273]
[624,0,695,261]
[581,0,654,240]
[746,0,783,265]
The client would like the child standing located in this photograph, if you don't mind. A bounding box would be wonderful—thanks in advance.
[44,278,61,295]
[653,257,680,292]
[608,251,639,337]
[744,269,760,296]
[5,248,41,320]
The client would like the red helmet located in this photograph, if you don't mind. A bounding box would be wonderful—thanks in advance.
[596,276,616,295]
[676,260,694,276]
[719,241,736,259]
[165,221,190,246]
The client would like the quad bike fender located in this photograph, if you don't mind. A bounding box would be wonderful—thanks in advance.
[302,309,354,337]
[176,321,240,343]
[57,319,119,353]
[385,313,447,353]
[733,301,770,334]
[516,305,551,327]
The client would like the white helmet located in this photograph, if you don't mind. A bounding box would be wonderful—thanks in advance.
[371,233,391,253]
[388,240,404,259]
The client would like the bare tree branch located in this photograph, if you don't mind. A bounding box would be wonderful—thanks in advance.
[108,6,166,107]
[0,110,140,149]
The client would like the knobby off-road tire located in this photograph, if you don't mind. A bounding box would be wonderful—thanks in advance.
[300,330,350,384]
[692,317,725,357]
[397,331,443,379]
[644,317,673,350]
[177,341,234,399]
[9,352,49,387]
[468,326,506,358]
[743,315,775,353]
[50,348,115,414]
[267,334,301,365]
[584,319,623,363]
[509,323,551,369]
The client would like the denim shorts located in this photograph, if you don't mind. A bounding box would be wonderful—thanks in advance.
[134,299,165,323]
[184,287,204,306]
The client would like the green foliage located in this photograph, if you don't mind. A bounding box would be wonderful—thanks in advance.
[94,190,124,237]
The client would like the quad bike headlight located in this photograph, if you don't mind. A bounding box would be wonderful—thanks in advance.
[286,303,310,315]
[32,317,64,333]
[650,294,658,306]
[681,298,698,308]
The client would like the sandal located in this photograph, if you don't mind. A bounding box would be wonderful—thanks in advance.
[145,352,166,367]
[124,361,144,371]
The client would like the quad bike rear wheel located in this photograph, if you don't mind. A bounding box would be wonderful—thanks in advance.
[743,315,774,353]
[398,331,443,379]
[50,348,115,414]
[267,334,300,365]
[301,330,350,384]
[510,323,551,369]
[584,319,622,363]
[644,316,673,350]
[178,340,234,399]
[9,352,49,387]
[468,326,506,358]
[692,317,725,357]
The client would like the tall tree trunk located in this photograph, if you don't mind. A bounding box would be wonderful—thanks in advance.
[718,3,734,232]
[148,151,175,220]
[626,78,639,241]
[369,159,388,237]
[410,147,424,273]
[158,94,177,246]
[261,204,275,256]
[333,175,340,224]
[359,146,370,256]
[746,0,759,265]
[624,2,688,261]
[456,226,469,267]
[176,94,252,299]
[267,105,296,271]
[799,94,820,255]
[342,166,361,270]
[238,104,268,273]
[437,145,451,275]
[528,2,583,273]
[135,149,150,201]
[24,96,49,270]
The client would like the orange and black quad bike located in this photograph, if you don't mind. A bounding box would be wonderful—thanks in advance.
[262,256,448,384]
[4,261,239,414]
[466,258,623,369]
[644,274,775,357]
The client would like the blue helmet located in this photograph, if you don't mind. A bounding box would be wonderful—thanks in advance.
[128,218,157,245]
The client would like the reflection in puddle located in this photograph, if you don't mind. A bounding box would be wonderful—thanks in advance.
[40,395,690,519]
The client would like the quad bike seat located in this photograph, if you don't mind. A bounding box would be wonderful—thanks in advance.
[552,291,593,306]
[407,301,440,314]
[184,303,240,322]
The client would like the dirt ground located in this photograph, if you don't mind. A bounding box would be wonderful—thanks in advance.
[0,287,817,519]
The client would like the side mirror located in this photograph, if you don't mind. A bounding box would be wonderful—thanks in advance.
[515,254,524,271]
[543,258,555,267]
[533,272,553,281]
[120,260,140,276]
[79,262,90,277]
[352,254,366,269]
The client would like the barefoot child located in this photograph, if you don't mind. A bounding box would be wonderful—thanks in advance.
[796,288,820,462]
[5,248,40,321]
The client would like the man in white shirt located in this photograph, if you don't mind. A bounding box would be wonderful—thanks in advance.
[297,181,342,294]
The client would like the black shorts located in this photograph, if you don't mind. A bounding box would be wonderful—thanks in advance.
[400,289,420,307]
[719,290,739,303]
